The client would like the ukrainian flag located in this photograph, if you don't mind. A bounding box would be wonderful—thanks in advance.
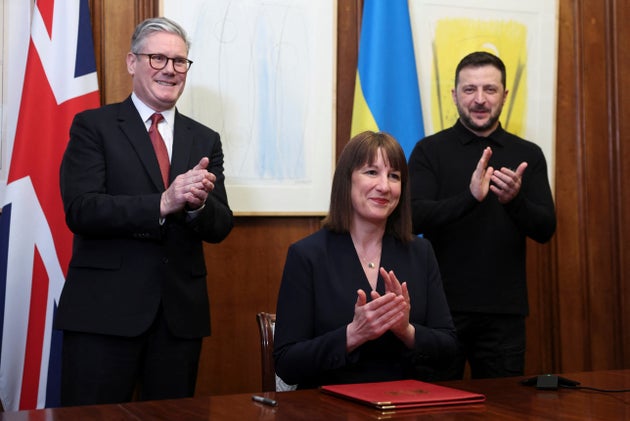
[351,0,424,158]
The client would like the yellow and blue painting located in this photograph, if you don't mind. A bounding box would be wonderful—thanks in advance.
[429,18,528,138]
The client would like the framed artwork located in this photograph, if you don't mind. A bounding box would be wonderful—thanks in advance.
[409,0,559,189]
[162,0,336,215]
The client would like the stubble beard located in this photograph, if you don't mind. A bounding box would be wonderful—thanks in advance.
[457,104,502,135]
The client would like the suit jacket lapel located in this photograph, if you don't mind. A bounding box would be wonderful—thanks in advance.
[170,109,194,181]
[327,232,377,293]
[117,96,167,191]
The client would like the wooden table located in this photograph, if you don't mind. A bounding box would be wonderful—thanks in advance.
[1,370,628,420]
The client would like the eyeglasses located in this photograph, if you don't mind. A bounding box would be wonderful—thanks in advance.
[134,53,193,73]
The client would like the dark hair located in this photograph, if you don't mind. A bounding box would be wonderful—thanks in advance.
[131,17,191,54]
[322,131,413,243]
[455,51,506,89]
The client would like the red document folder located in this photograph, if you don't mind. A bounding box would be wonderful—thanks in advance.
[320,379,486,410]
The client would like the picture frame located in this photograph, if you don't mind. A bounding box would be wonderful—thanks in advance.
[409,0,559,188]
[162,0,337,215]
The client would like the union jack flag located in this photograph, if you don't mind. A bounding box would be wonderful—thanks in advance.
[0,0,99,410]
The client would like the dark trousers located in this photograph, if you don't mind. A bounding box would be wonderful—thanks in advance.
[444,313,526,380]
[60,307,202,406]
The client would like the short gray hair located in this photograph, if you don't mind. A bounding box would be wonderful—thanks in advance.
[130,17,191,54]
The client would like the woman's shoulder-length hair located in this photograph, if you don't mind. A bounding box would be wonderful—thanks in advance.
[322,130,413,243]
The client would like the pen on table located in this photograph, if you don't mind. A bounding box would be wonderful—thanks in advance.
[252,395,278,407]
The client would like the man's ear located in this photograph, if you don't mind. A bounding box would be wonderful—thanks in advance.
[126,52,136,75]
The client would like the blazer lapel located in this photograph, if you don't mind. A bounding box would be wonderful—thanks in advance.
[170,110,194,182]
[117,96,166,191]
[328,232,376,293]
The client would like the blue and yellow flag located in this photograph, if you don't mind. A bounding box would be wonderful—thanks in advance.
[351,0,424,158]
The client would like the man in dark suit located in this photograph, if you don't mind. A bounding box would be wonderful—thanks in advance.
[55,17,233,406]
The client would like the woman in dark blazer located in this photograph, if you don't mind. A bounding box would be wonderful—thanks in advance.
[273,131,457,389]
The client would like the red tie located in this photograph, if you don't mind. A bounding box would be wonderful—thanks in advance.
[149,113,170,188]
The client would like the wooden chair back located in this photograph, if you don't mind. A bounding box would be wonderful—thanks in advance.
[256,312,277,392]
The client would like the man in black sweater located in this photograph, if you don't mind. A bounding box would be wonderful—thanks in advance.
[408,51,556,379]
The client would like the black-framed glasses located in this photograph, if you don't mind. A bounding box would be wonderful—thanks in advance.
[134,53,193,73]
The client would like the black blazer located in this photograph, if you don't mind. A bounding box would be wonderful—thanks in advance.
[273,229,457,388]
[55,96,233,338]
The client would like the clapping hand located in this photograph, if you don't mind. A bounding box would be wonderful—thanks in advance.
[470,147,494,202]
[490,162,527,204]
[377,268,414,347]
[160,157,215,216]
[346,268,414,352]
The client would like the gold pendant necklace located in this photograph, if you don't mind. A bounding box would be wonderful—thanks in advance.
[352,236,381,270]
[359,253,379,269]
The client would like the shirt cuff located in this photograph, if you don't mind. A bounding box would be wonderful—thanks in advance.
[185,202,206,220]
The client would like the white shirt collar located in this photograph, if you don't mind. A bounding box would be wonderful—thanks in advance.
[131,93,176,127]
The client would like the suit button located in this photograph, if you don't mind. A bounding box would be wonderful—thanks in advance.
[162,257,169,264]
